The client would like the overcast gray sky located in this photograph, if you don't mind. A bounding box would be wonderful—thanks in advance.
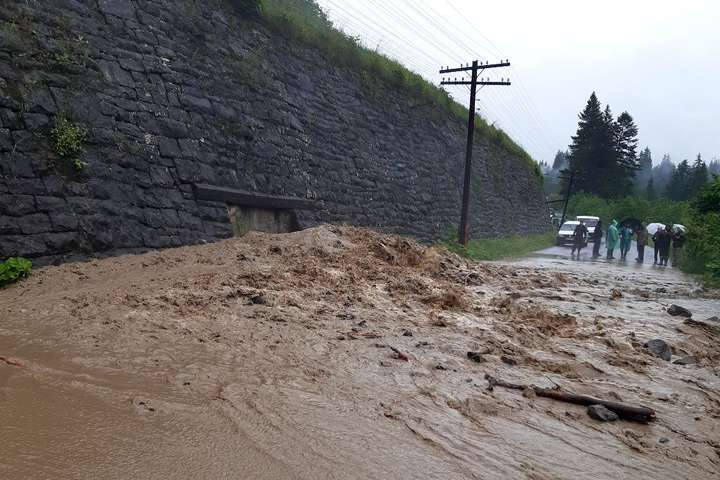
[316,0,720,165]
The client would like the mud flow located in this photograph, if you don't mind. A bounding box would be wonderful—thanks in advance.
[1,226,719,479]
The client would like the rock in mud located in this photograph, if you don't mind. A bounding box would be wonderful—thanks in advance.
[587,404,619,422]
[684,316,720,336]
[250,293,266,305]
[500,355,517,366]
[667,304,692,317]
[467,351,486,363]
[672,356,697,365]
[644,339,672,361]
[402,329,413,337]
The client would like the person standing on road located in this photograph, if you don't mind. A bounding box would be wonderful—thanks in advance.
[592,219,603,258]
[635,223,648,263]
[606,220,619,259]
[652,226,663,264]
[656,225,672,266]
[619,224,633,260]
[571,220,588,258]
[672,229,685,266]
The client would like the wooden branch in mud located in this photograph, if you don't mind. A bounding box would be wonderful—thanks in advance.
[0,356,24,367]
[485,374,656,423]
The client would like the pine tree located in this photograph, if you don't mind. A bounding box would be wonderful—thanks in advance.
[567,92,607,196]
[665,160,692,201]
[636,147,653,194]
[551,150,569,170]
[709,158,720,176]
[688,153,709,198]
[645,177,657,201]
[567,93,641,199]
[614,111,639,192]
[652,154,675,194]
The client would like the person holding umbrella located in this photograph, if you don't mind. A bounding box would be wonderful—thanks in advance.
[606,220,619,259]
[656,225,673,266]
[649,224,664,264]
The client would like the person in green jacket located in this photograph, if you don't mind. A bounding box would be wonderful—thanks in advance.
[606,220,620,259]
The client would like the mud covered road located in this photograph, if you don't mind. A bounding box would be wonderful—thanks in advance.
[1,226,719,479]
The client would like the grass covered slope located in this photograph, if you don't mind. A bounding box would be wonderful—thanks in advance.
[234,0,540,179]
[439,231,555,260]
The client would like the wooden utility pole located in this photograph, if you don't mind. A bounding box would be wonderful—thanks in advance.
[559,169,575,226]
[440,60,511,245]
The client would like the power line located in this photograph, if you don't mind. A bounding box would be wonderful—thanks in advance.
[442,0,558,154]
[321,0,552,157]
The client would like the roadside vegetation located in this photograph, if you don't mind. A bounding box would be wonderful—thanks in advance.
[0,257,32,288]
[566,194,690,228]
[226,0,540,179]
[680,176,720,286]
[439,231,555,261]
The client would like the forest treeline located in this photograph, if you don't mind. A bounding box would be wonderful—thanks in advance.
[542,92,718,201]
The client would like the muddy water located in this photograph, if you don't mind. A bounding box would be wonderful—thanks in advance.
[1,227,719,479]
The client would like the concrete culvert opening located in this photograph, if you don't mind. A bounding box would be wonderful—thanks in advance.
[192,184,319,238]
[228,206,300,237]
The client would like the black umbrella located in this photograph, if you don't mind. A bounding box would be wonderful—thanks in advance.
[619,218,643,231]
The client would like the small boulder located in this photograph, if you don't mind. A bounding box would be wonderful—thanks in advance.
[500,355,517,366]
[667,304,692,317]
[250,294,266,305]
[587,404,619,422]
[644,339,672,361]
[672,355,697,365]
[467,351,486,363]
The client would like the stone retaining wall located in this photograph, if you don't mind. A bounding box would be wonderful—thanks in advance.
[0,0,549,264]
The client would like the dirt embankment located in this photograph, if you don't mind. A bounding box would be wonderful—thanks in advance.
[1,226,719,479]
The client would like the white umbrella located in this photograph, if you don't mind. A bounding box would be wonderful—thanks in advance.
[646,223,665,234]
[673,224,687,233]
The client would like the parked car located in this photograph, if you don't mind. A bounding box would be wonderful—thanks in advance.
[556,221,586,246]
[576,215,600,242]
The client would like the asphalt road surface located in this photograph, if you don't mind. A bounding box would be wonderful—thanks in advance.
[537,239,675,269]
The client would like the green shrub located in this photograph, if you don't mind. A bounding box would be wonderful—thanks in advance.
[680,177,720,286]
[51,114,87,171]
[566,193,690,227]
[0,257,32,287]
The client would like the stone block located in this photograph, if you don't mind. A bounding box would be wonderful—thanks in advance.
[0,234,47,258]
[18,213,53,234]
[0,194,36,216]
[182,94,213,114]
[97,60,136,88]
[50,212,79,232]
[157,136,181,157]
[99,0,137,20]
[157,118,189,138]
[42,232,80,252]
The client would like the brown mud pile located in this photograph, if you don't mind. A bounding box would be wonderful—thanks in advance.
[1,226,719,479]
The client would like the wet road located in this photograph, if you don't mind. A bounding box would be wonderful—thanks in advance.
[539,240,674,270]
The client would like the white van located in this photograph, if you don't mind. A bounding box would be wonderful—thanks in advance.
[576,216,600,242]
